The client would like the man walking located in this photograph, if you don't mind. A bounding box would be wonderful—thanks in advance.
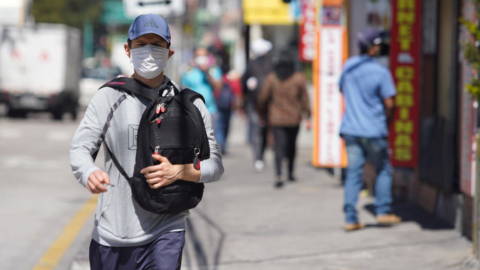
[70,14,223,269]
[339,28,401,231]
[241,38,273,172]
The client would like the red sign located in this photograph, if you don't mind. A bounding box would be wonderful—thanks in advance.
[299,0,316,62]
[388,0,422,167]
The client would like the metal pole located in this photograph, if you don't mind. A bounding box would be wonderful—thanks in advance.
[474,132,480,258]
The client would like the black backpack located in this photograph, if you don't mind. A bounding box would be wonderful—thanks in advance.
[95,77,210,214]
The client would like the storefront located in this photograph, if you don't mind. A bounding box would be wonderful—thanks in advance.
[345,0,479,238]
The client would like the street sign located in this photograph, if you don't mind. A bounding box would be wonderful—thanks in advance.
[388,0,422,167]
[243,0,300,25]
[123,0,185,18]
[312,0,348,168]
[102,1,134,25]
[299,0,316,62]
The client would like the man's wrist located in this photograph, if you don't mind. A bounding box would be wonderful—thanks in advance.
[174,164,185,181]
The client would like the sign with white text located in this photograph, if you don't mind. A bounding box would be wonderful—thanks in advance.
[312,0,347,168]
[123,0,185,18]
[299,0,316,62]
[312,26,347,167]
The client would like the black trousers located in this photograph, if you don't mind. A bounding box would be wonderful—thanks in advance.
[272,126,300,178]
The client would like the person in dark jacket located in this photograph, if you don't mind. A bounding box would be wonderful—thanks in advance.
[257,53,311,188]
[241,38,273,172]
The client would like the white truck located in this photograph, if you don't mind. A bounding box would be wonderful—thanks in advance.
[0,23,81,119]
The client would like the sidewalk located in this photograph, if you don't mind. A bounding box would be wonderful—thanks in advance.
[70,116,473,270]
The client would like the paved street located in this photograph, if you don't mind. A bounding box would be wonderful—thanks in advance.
[0,109,474,270]
[0,110,94,270]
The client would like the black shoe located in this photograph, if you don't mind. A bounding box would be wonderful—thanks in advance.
[274,181,284,188]
[287,175,296,182]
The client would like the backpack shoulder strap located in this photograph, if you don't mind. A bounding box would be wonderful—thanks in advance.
[179,88,206,104]
[100,77,158,101]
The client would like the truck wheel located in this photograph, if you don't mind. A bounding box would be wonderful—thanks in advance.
[7,109,27,119]
[71,110,78,121]
[70,103,78,121]
[52,110,63,121]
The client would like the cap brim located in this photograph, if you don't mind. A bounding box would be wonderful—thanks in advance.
[129,30,170,46]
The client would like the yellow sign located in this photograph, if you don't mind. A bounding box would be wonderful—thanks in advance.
[243,0,293,25]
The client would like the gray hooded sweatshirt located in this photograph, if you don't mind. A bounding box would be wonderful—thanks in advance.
[69,77,223,247]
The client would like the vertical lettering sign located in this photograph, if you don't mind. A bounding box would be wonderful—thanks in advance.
[318,27,345,166]
[388,0,422,167]
[299,0,316,62]
[312,0,347,168]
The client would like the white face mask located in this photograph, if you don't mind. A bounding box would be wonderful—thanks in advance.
[130,45,169,79]
[195,55,209,67]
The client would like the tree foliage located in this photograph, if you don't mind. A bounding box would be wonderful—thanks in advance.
[31,0,103,29]
[460,0,480,99]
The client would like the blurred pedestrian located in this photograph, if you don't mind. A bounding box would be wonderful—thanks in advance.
[215,69,240,154]
[242,38,273,172]
[339,28,401,231]
[181,47,223,129]
[70,14,223,270]
[257,53,311,188]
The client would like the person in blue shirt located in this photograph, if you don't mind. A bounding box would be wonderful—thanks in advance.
[181,47,222,124]
[339,28,401,231]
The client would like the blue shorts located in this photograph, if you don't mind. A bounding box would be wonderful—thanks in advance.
[89,231,185,270]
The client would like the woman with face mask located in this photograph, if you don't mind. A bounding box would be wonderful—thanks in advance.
[69,14,224,270]
[181,47,223,131]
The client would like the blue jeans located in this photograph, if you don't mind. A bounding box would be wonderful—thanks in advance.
[343,135,392,224]
[216,110,231,154]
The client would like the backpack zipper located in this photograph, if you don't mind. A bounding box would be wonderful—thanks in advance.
[194,147,201,170]
[150,116,163,124]
[156,103,166,114]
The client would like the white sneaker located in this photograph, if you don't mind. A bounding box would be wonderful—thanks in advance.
[254,160,265,172]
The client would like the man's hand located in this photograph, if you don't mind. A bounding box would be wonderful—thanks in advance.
[140,154,185,189]
[87,170,110,194]
[384,97,395,127]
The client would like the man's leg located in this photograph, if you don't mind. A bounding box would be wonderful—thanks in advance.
[246,106,254,145]
[286,126,300,180]
[258,123,268,161]
[89,239,125,270]
[250,110,266,171]
[139,231,186,270]
[343,135,366,225]
[369,138,393,216]
[215,111,227,153]
[272,127,287,179]
[222,110,232,153]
